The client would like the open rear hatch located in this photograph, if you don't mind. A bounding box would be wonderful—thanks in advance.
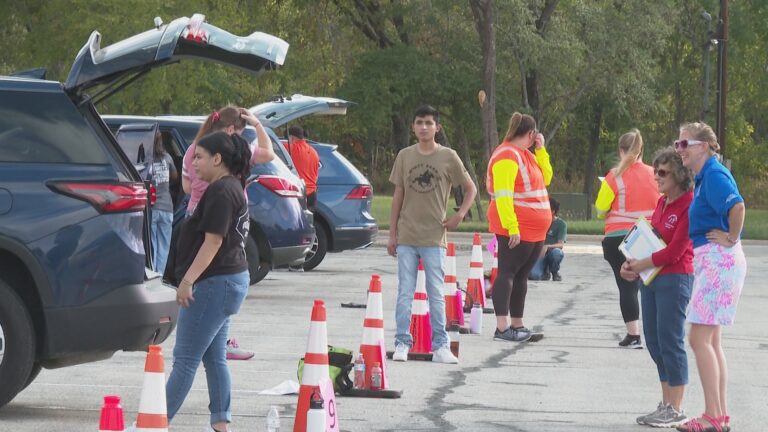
[249,94,353,129]
[65,13,289,103]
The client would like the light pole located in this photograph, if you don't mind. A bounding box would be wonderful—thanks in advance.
[701,11,715,123]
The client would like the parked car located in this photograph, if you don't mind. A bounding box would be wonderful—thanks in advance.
[0,14,288,407]
[250,95,378,270]
[102,115,315,284]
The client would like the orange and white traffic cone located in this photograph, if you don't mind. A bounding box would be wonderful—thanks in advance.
[487,250,498,298]
[294,300,331,432]
[359,274,388,389]
[443,243,464,327]
[409,260,432,354]
[465,233,486,309]
[99,395,125,432]
[135,345,168,432]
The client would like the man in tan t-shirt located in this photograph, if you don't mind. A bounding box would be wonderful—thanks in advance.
[388,105,477,364]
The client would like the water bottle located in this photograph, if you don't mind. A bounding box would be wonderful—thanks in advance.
[370,362,382,390]
[266,405,280,432]
[306,390,326,432]
[353,352,366,389]
[470,303,483,334]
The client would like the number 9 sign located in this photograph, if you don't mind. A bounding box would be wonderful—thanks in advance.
[318,377,339,432]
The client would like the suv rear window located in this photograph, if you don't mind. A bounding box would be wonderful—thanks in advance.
[0,89,109,164]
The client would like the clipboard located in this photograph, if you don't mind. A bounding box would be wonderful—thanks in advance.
[618,217,665,285]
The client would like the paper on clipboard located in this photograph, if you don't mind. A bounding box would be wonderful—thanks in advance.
[618,217,666,285]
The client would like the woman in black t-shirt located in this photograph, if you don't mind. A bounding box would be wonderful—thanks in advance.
[166,132,251,432]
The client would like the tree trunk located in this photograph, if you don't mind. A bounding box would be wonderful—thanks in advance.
[456,126,485,222]
[470,0,498,159]
[583,102,603,208]
[391,112,410,151]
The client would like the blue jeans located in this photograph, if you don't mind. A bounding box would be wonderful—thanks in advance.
[529,248,564,280]
[166,271,249,425]
[641,273,692,386]
[151,210,173,274]
[395,245,449,350]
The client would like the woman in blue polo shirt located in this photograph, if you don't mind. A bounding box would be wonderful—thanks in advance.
[674,122,746,432]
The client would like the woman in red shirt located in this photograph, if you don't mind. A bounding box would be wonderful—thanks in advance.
[621,148,694,428]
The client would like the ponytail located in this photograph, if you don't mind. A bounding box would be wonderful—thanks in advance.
[503,112,537,142]
[192,105,248,146]
[614,128,643,176]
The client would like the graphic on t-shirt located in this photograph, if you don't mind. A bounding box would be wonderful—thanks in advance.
[152,160,170,185]
[235,209,250,250]
[407,163,440,193]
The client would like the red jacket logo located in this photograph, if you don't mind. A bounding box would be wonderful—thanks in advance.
[665,214,678,230]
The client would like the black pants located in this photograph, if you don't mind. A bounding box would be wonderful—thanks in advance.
[491,235,544,318]
[307,191,317,210]
[602,235,641,323]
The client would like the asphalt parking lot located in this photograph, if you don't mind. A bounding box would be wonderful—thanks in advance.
[1,237,766,431]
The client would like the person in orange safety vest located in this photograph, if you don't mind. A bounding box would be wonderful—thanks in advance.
[595,128,659,349]
[486,112,553,343]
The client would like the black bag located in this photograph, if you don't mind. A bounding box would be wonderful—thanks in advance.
[297,345,354,395]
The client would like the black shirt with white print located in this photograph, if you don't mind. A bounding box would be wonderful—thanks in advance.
[175,176,249,282]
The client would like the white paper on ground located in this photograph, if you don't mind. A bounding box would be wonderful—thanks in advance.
[259,380,300,395]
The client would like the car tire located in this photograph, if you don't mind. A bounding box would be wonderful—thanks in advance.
[0,279,36,408]
[303,224,328,271]
[24,362,42,390]
[245,235,269,285]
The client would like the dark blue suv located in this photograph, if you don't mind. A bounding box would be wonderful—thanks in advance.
[0,14,289,407]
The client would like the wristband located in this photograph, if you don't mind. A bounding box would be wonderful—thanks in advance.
[726,234,737,245]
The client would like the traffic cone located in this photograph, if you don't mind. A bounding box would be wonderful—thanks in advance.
[487,250,498,298]
[294,300,330,432]
[359,274,388,389]
[99,395,125,432]
[465,233,486,309]
[135,345,168,432]
[410,259,432,354]
[443,243,464,328]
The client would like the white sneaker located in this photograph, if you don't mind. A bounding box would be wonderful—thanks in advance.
[393,344,409,361]
[431,346,459,364]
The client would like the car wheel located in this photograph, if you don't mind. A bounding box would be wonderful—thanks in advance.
[0,279,36,408]
[245,235,269,285]
[24,362,42,390]
[303,224,328,271]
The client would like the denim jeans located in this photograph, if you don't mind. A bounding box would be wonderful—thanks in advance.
[166,271,249,425]
[395,245,449,350]
[151,210,173,274]
[641,273,692,386]
[528,248,564,280]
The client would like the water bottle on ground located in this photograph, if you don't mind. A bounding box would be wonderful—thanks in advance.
[370,361,382,390]
[470,303,483,334]
[353,352,366,389]
[306,389,326,432]
[266,405,280,432]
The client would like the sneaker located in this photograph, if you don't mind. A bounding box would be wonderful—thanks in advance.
[493,327,532,342]
[288,265,304,272]
[542,271,551,281]
[645,404,687,428]
[637,402,667,425]
[226,339,254,360]
[431,346,459,364]
[392,343,409,362]
[552,272,562,282]
[618,334,643,349]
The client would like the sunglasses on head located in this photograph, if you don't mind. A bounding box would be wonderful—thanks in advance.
[654,168,670,178]
[674,139,705,150]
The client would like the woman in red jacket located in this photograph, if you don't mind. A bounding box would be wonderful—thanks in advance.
[621,148,694,428]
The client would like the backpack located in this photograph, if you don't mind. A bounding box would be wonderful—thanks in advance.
[297,345,355,395]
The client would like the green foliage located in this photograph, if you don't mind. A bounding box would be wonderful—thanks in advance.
[2,0,766,206]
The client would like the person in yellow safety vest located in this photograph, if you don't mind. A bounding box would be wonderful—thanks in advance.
[486,112,553,343]
[595,128,660,349]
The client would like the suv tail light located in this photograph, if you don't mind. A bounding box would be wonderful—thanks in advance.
[49,182,148,213]
[346,185,372,200]
[255,175,302,198]
[149,184,157,206]
[182,13,208,43]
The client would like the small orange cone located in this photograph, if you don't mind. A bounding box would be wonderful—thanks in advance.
[409,260,432,354]
[294,300,331,432]
[359,274,388,389]
[135,345,168,432]
[99,395,125,432]
[465,233,486,309]
[443,243,463,327]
